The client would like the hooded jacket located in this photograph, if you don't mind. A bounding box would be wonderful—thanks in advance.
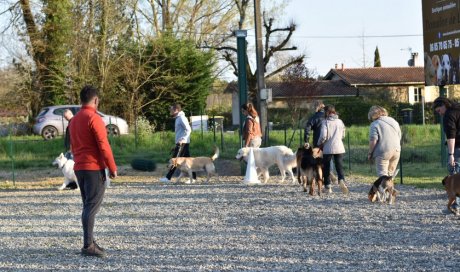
[317,114,346,155]
[175,111,192,144]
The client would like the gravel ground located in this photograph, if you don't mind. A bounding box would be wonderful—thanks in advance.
[1,174,460,271]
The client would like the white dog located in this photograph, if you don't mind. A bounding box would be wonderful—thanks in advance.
[441,53,451,84]
[52,153,79,190]
[235,146,297,183]
[52,153,111,190]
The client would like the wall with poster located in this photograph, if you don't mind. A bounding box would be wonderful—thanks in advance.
[423,0,460,86]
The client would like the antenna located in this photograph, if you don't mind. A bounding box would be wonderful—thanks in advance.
[400,47,413,54]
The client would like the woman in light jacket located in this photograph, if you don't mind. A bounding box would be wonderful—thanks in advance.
[318,105,348,194]
[367,106,401,178]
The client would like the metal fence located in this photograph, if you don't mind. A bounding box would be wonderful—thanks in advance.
[0,122,444,186]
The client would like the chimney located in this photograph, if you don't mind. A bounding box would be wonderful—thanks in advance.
[341,63,344,70]
[412,52,418,66]
[335,63,338,69]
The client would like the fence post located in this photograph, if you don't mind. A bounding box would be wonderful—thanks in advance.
[284,124,287,146]
[8,128,15,186]
[399,151,403,184]
[213,114,216,143]
[220,123,224,151]
[347,131,351,173]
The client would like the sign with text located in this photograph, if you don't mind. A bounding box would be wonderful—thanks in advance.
[422,0,460,86]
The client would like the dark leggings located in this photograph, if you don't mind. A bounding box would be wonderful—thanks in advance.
[323,153,345,186]
[166,143,196,180]
[75,170,106,248]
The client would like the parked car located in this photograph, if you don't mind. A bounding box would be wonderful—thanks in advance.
[33,105,129,140]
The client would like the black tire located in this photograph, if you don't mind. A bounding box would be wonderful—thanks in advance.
[42,126,58,140]
[131,158,156,171]
[106,124,120,136]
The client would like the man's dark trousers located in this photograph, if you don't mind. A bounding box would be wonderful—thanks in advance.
[75,170,106,248]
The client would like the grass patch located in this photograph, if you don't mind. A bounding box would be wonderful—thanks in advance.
[0,124,448,189]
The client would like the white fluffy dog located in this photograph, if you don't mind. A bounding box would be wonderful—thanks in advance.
[235,146,297,183]
[52,153,79,190]
[52,153,111,190]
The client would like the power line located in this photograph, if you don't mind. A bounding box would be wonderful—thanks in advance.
[292,34,423,39]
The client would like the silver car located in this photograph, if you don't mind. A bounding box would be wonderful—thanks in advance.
[33,105,129,140]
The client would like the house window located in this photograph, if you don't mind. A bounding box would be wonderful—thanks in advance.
[413,87,422,102]
[408,86,423,104]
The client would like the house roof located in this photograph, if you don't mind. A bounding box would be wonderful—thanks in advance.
[323,67,425,86]
[269,80,357,97]
[223,80,357,98]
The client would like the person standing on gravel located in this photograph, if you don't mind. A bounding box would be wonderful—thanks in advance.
[160,103,196,183]
[367,106,401,178]
[304,100,325,147]
[317,105,348,194]
[433,97,460,212]
[63,109,74,160]
[69,85,117,257]
[241,102,262,148]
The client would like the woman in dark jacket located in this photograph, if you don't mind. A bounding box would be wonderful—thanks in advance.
[304,100,325,147]
[433,96,460,212]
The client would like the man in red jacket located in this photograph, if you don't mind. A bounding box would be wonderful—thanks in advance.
[69,85,117,257]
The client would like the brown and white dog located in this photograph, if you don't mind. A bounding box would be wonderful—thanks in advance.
[296,143,323,195]
[441,173,460,215]
[168,147,219,183]
[368,171,398,204]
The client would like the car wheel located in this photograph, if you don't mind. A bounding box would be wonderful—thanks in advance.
[106,124,120,136]
[42,126,58,140]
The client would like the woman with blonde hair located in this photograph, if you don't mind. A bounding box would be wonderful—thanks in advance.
[241,102,262,147]
[367,106,401,178]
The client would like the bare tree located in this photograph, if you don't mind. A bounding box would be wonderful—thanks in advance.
[207,1,305,101]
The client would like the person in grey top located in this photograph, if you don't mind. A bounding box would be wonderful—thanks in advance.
[160,103,196,182]
[317,105,349,194]
[367,106,401,177]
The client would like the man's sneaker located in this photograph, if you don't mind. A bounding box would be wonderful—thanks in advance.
[339,180,349,195]
[81,243,105,258]
[159,177,170,182]
[325,184,332,193]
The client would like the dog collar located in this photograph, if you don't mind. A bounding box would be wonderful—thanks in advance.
[60,159,69,169]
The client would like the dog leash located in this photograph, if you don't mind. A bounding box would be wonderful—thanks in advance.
[448,162,460,175]
[60,158,70,169]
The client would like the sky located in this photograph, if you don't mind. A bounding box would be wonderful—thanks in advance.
[0,0,424,79]
[283,0,424,76]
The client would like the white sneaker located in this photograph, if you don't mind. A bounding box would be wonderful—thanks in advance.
[159,177,170,182]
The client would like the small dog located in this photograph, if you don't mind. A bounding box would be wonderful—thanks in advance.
[235,145,296,183]
[441,174,460,215]
[432,54,441,85]
[52,153,111,190]
[169,147,219,183]
[52,153,79,190]
[368,175,397,204]
[441,53,452,85]
[296,143,323,195]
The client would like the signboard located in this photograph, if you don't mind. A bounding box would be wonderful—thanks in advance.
[422,0,460,86]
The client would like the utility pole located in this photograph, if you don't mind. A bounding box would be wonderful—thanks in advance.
[254,0,267,143]
[235,30,248,148]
